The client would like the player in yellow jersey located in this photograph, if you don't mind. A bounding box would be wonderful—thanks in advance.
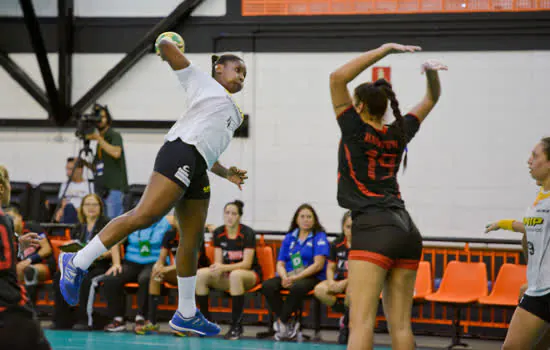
[485,137,550,349]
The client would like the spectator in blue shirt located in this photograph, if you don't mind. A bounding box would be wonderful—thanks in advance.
[261,204,329,341]
[102,215,176,333]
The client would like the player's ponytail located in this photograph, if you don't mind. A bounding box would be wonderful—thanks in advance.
[542,137,550,160]
[211,55,220,77]
[0,165,9,203]
[212,55,220,78]
[232,200,244,216]
[375,79,408,169]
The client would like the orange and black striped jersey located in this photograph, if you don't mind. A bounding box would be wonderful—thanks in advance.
[336,106,421,212]
[0,210,32,315]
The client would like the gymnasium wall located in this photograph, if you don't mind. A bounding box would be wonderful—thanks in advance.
[1,50,547,238]
[0,0,225,17]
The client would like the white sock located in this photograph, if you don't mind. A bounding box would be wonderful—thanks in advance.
[72,236,107,270]
[177,276,197,318]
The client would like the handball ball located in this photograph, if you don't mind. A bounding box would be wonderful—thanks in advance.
[155,32,185,55]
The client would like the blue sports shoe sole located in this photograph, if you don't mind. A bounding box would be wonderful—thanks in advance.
[59,252,84,306]
[169,310,221,336]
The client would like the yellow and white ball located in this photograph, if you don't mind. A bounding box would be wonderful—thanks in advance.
[155,32,185,55]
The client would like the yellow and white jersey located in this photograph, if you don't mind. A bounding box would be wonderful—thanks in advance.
[525,188,550,297]
[164,64,243,170]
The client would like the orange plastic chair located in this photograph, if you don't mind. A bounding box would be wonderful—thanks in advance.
[425,261,488,349]
[413,261,433,300]
[478,263,527,307]
[378,261,432,300]
[246,245,275,293]
[49,239,66,263]
[205,245,215,264]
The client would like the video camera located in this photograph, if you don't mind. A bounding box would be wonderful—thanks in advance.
[75,103,107,139]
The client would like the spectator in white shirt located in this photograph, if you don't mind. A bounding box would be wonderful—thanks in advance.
[55,157,94,223]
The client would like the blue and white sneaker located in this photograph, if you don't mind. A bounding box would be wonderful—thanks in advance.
[169,310,221,336]
[58,252,87,306]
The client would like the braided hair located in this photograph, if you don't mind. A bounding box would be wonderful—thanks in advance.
[354,79,409,168]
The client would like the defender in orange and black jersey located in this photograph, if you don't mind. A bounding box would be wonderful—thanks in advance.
[337,107,423,271]
[337,106,420,210]
[0,209,51,350]
[213,224,262,282]
[329,234,350,281]
[0,210,30,315]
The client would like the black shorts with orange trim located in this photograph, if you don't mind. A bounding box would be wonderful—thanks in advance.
[349,208,422,271]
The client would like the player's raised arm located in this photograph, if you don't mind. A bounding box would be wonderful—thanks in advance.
[156,32,190,71]
[329,43,421,117]
[408,59,448,123]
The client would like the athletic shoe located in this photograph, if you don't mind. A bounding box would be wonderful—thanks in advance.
[135,320,160,335]
[224,324,243,340]
[105,319,126,332]
[274,322,289,341]
[168,310,221,336]
[58,252,87,306]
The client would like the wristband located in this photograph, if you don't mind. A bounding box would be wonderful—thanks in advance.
[28,253,42,264]
[497,219,515,231]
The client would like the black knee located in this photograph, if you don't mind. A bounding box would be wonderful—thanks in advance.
[288,282,313,298]
[102,277,123,293]
[262,277,280,296]
[138,274,150,286]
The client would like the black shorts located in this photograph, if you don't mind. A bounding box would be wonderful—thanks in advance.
[349,208,423,271]
[0,310,51,350]
[153,139,210,200]
[519,292,550,323]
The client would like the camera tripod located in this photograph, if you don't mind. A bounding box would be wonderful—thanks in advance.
[50,139,95,223]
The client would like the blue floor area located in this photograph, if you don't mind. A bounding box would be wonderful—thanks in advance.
[45,330,394,350]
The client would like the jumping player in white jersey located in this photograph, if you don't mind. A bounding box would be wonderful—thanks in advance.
[59,34,248,336]
[485,137,550,349]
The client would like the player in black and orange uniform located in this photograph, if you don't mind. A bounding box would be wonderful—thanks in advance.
[5,206,56,303]
[196,200,261,340]
[0,165,51,350]
[329,43,447,350]
[314,211,352,344]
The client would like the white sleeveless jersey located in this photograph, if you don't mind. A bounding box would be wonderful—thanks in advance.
[524,188,550,297]
[164,64,243,169]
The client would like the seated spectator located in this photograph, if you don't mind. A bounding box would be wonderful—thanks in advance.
[261,204,329,341]
[313,211,351,344]
[55,157,94,223]
[5,206,55,304]
[135,223,212,335]
[102,215,176,332]
[52,193,111,330]
[195,200,260,340]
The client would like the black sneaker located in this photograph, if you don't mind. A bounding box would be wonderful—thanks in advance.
[105,319,126,332]
[337,326,349,345]
[224,325,243,340]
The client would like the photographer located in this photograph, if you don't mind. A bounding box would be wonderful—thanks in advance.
[84,104,128,219]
